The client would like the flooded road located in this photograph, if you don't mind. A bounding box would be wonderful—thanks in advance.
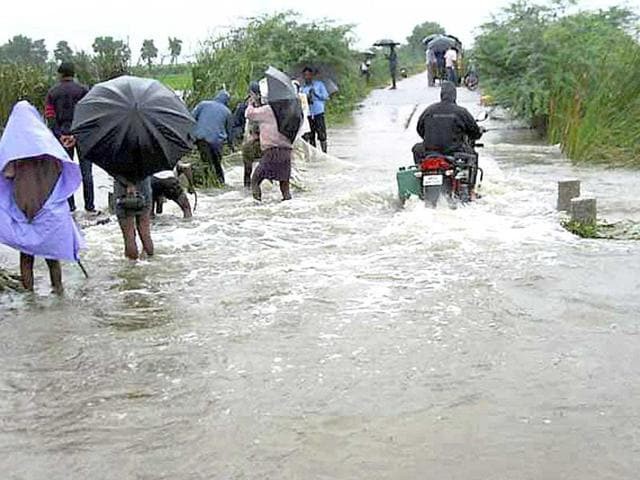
[1,73,639,479]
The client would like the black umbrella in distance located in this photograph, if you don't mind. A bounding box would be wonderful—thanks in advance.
[264,66,303,143]
[422,34,442,47]
[374,39,400,47]
[71,76,195,182]
[427,36,458,53]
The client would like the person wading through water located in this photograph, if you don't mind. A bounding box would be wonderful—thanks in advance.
[300,67,330,153]
[192,91,232,186]
[246,99,296,202]
[44,62,95,213]
[241,81,263,189]
[0,102,85,293]
[114,169,154,260]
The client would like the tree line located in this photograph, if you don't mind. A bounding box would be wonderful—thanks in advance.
[0,35,184,83]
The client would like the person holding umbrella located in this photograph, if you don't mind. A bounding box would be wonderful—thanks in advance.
[0,102,85,293]
[72,76,195,260]
[247,67,303,202]
[388,45,399,90]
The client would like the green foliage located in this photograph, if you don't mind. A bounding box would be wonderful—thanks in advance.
[563,219,599,238]
[475,1,640,164]
[191,13,425,123]
[92,36,131,80]
[73,50,99,86]
[0,64,49,131]
[168,37,183,65]
[140,39,159,69]
[406,21,445,52]
[0,35,48,65]
[54,41,74,63]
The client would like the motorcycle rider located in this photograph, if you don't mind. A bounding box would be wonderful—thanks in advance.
[412,81,482,163]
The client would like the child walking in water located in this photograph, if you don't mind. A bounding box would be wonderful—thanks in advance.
[0,101,85,293]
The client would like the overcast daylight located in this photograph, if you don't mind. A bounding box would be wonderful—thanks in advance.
[1,0,640,478]
[1,0,634,56]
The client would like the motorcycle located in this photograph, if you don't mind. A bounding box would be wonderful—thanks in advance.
[397,143,484,208]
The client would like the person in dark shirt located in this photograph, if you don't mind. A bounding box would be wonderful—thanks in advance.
[45,62,95,213]
[412,81,482,162]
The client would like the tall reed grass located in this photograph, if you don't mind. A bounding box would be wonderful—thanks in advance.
[475,1,640,165]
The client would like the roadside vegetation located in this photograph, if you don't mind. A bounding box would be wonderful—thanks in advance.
[0,13,441,129]
[189,13,434,122]
[474,1,640,165]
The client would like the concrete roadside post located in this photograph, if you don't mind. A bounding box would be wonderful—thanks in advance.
[557,180,581,211]
[571,198,597,226]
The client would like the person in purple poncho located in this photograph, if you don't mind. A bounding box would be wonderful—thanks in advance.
[0,101,85,293]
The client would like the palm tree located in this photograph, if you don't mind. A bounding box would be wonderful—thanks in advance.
[168,37,183,65]
[140,39,159,70]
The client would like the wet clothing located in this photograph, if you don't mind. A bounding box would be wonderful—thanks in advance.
[151,175,184,202]
[305,114,327,151]
[0,101,84,261]
[389,49,398,89]
[45,78,94,211]
[252,147,292,183]
[196,139,225,184]
[300,80,329,118]
[246,104,292,151]
[193,91,231,185]
[242,138,262,188]
[5,158,62,221]
[231,101,249,144]
[64,145,95,211]
[44,79,89,137]
[114,176,152,220]
[192,91,232,146]
[416,82,481,155]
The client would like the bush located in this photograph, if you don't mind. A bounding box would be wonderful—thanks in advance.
[190,13,425,123]
[0,64,49,132]
[474,1,640,164]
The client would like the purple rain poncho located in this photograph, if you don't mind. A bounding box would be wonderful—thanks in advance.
[0,101,85,261]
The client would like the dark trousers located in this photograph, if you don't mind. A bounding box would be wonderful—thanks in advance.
[304,114,328,152]
[65,146,95,212]
[196,139,225,184]
[447,67,458,84]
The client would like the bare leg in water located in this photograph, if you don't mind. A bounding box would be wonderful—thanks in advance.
[20,253,63,293]
[136,212,154,257]
[19,253,34,291]
[45,259,63,294]
[279,181,292,201]
[118,216,139,260]
[175,193,193,218]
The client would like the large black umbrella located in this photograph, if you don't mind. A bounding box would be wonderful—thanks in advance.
[427,36,458,53]
[72,76,195,182]
[264,66,303,144]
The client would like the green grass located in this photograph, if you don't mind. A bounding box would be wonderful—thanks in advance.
[155,71,192,91]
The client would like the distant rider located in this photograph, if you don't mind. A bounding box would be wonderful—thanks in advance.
[412,81,482,163]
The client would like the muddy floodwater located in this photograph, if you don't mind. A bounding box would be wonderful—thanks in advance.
[1,73,639,479]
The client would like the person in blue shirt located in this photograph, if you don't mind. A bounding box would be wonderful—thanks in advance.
[192,91,233,185]
[300,67,330,153]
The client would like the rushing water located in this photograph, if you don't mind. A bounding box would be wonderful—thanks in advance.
[1,73,639,479]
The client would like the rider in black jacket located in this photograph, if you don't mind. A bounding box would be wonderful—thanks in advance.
[412,82,482,163]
